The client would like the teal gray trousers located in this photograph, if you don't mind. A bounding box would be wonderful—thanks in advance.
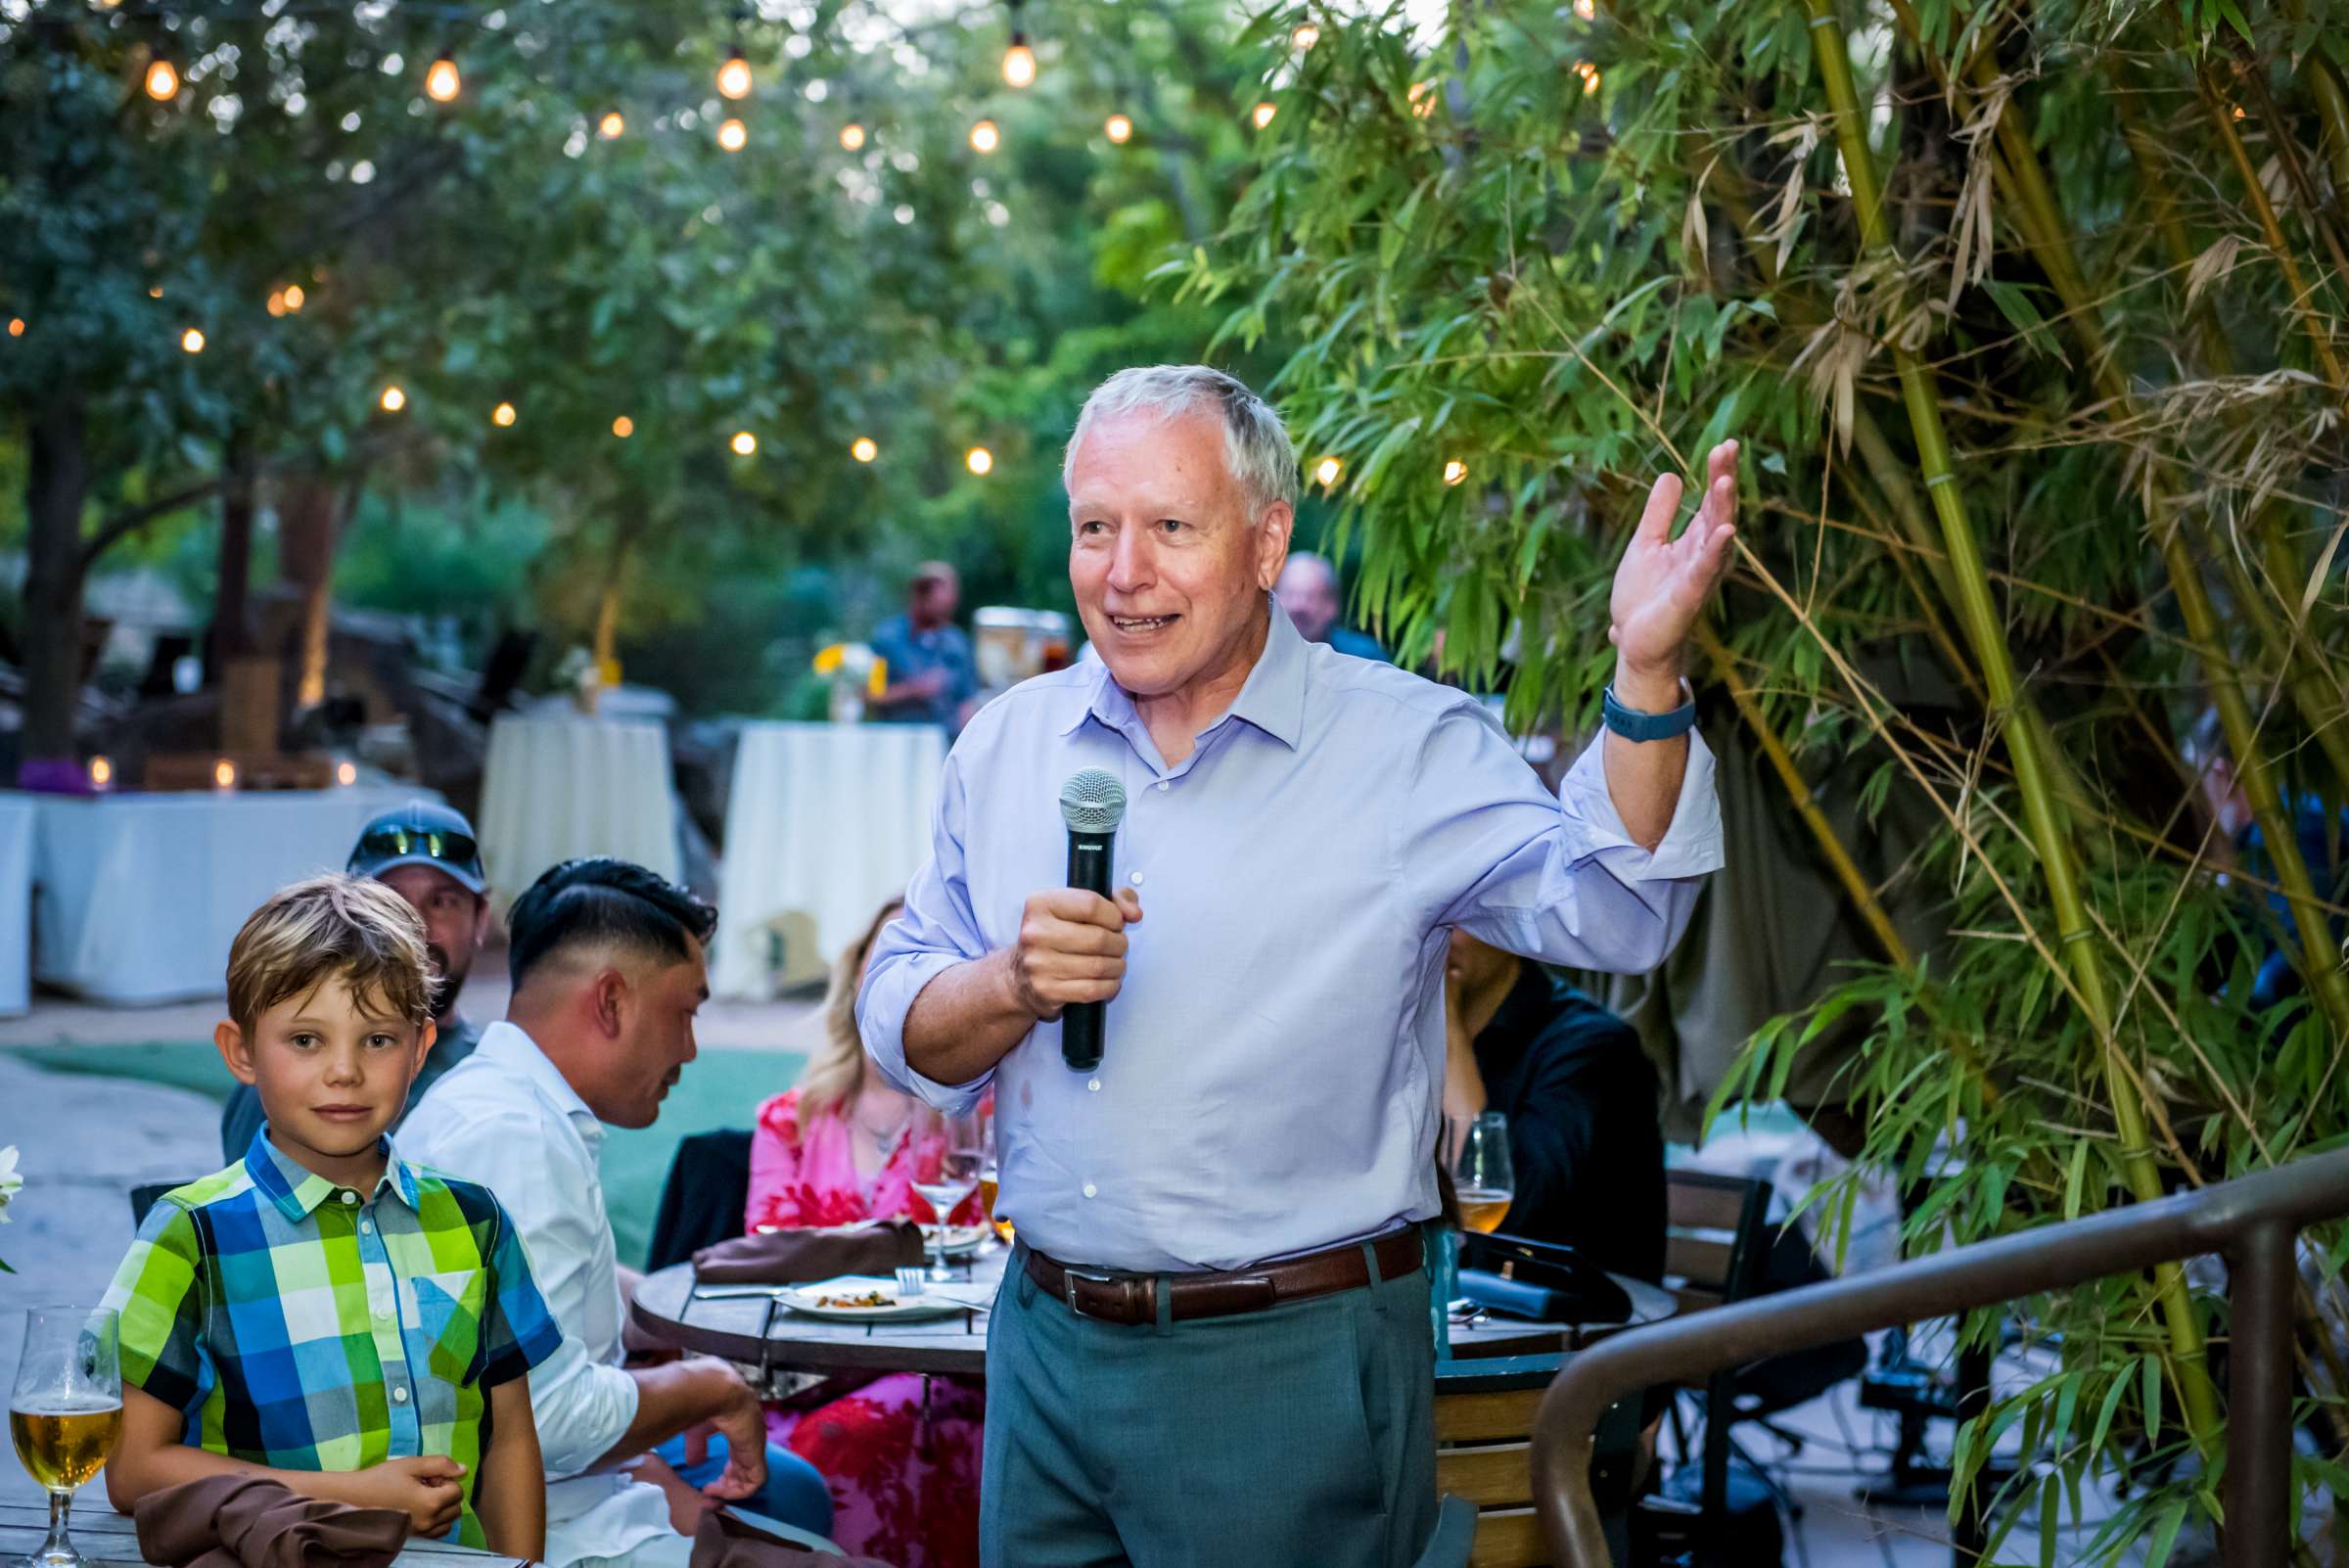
[979,1241,1437,1568]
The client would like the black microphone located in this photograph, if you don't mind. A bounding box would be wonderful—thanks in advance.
[1057,767,1127,1072]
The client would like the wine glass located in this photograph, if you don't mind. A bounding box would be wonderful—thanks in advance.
[1451,1111,1515,1234]
[909,1109,986,1281]
[974,1102,1013,1246]
[10,1306,122,1568]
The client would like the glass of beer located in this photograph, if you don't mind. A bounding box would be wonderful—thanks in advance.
[11,1305,123,1568]
[1451,1112,1515,1234]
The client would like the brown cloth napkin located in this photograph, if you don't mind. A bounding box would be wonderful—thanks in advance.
[133,1475,410,1568]
[692,1220,925,1285]
[691,1506,896,1568]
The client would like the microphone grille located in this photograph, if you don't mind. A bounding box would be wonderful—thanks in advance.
[1059,767,1127,834]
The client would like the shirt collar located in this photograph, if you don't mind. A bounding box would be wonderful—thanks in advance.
[474,1019,603,1141]
[1058,598,1308,752]
[243,1125,424,1222]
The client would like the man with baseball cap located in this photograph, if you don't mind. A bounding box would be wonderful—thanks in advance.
[218,801,493,1162]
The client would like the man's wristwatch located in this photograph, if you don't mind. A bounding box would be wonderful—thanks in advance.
[1601,679,1697,742]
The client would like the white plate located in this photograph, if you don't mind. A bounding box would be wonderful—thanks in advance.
[922,1223,990,1259]
[778,1274,977,1322]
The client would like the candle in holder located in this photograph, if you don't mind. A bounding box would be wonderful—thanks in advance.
[88,757,113,792]
[212,759,237,791]
[335,761,357,787]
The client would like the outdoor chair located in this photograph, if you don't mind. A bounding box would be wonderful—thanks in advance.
[645,1127,755,1272]
[1433,1353,1640,1567]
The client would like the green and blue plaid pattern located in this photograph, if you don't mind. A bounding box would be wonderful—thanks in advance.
[102,1129,561,1547]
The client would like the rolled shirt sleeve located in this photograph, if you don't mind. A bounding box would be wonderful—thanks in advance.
[858,748,1001,1112]
[1403,701,1723,972]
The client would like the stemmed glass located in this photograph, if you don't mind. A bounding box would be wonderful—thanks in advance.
[10,1306,122,1568]
[909,1109,987,1282]
[975,1103,1012,1245]
[1451,1111,1516,1234]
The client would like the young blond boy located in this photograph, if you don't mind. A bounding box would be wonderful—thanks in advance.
[102,876,558,1556]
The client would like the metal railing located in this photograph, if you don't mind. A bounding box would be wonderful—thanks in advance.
[1531,1146,2349,1568]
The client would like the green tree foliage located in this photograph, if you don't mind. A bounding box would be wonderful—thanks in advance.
[1203,0,2349,1555]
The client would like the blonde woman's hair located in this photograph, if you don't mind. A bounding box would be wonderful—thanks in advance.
[795,897,906,1126]
[227,874,436,1033]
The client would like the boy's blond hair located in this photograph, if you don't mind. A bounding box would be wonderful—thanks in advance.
[227,875,436,1033]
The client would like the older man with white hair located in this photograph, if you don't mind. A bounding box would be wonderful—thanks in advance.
[860,364,1738,1567]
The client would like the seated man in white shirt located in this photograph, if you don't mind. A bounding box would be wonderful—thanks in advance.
[402,858,834,1566]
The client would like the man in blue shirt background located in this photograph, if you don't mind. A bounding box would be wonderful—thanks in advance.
[868,561,979,733]
[1275,549,1391,661]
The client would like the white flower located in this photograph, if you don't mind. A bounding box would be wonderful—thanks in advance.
[0,1144,19,1223]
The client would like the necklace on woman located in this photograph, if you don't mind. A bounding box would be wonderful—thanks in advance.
[855,1103,912,1159]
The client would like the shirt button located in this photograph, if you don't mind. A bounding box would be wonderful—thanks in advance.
[1087,1078,1101,1092]
[1129,871,1144,886]
[1156,781,1169,792]
[359,1219,374,1236]
[392,1387,408,1405]
[1082,1182,1097,1199]
[340,1191,358,1206]
[374,1302,392,1322]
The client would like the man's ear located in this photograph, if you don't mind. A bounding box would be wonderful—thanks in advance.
[1256,501,1297,591]
[592,967,630,1039]
[215,1020,258,1086]
[469,897,492,954]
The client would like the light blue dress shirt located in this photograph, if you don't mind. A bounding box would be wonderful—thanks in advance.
[859,604,1723,1273]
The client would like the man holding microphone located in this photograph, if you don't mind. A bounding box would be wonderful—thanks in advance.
[860,365,1737,1568]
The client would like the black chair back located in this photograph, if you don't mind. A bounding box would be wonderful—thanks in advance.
[644,1129,755,1272]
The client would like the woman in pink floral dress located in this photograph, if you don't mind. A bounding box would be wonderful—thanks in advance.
[747,898,987,1568]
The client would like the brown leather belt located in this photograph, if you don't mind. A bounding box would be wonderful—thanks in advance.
[1024,1228,1425,1327]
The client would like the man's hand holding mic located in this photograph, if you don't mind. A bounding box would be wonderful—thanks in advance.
[1001,888,1142,1021]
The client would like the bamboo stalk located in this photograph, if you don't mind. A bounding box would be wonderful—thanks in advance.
[2300,50,2349,213]
[1801,0,2221,1445]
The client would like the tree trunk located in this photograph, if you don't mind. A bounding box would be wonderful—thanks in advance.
[209,431,258,672]
[277,476,345,713]
[19,393,91,775]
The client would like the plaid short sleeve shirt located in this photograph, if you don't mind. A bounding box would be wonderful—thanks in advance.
[101,1129,562,1548]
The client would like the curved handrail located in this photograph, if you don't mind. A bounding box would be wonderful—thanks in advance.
[1530,1146,2349,1568]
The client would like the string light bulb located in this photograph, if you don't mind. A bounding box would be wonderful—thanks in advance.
[1104,113,1132,144]
[717,45,752,100]
[144,58,179,100]
[717,116,747,152]
[598,112,625,139]
[612,416,634,438]
[851,437,878,463]
[1292,22,1320,49]
[425,52,460,103]
[180,327,205,354]
[1002,34,1036,87]
[840,121,866,151]
[1313,455,1342,485]
[731,431,759,456]
[283,284,305,310]
[492,400,517,427]
[266,290,287,317]
[1575,0,1595,16]
[1252,101,1277,129]
[1573,61,1600,95]
[965,445,994,476]
[1408,80,1438,117]
[1443,459,1468,486]
[148,285,164,299]
[969,118,999,153]
[380,385,407,413]
[6,318,23,338]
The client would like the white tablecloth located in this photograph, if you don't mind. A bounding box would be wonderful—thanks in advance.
[23,785,443,1005]
[712,722,945,999]
[478,715,679,904]
[0,797,33,1015]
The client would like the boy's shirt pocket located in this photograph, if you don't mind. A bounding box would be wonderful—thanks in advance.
[402,1268,488,1387]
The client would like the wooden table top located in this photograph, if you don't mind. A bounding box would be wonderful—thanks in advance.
[0,1497,513,1568]
[630,1246,1677,1379]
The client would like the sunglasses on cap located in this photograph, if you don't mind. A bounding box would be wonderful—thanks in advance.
[352,823,483,875]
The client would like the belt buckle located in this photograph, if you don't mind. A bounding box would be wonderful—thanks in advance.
[1064,1268,1146,1323]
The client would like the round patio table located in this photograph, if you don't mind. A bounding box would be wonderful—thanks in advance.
[630,1246,1677,1382]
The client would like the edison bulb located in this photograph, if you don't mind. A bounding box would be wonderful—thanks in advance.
[1443,459,1468,486]
[731,431,759,456]
[144,59,179,100]
[380,385,407,413]
[1313,455,1342,485]
[283,284,305,310]
[613,416,634,438]
[599,112,625,139]
[492,400,517,427]
[425,53,460,102]
[852,437,878,463]
[1104,113,1132,144]
[180,327,205,354]
[1252,101,1277,129]
[717,47,752,101]
[1408,80,1437,117]
[965,446,994,476]
[1002,36,1036,88]
[266,290,287,318]
[969,118,999,154]
[717,116,747,152]
[840,121,866,151]
[6,318,23,338]
[1292,23,1320,49]
[1574,0,1595,16]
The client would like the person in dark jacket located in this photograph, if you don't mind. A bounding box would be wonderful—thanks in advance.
[1442,929,1667,1282]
